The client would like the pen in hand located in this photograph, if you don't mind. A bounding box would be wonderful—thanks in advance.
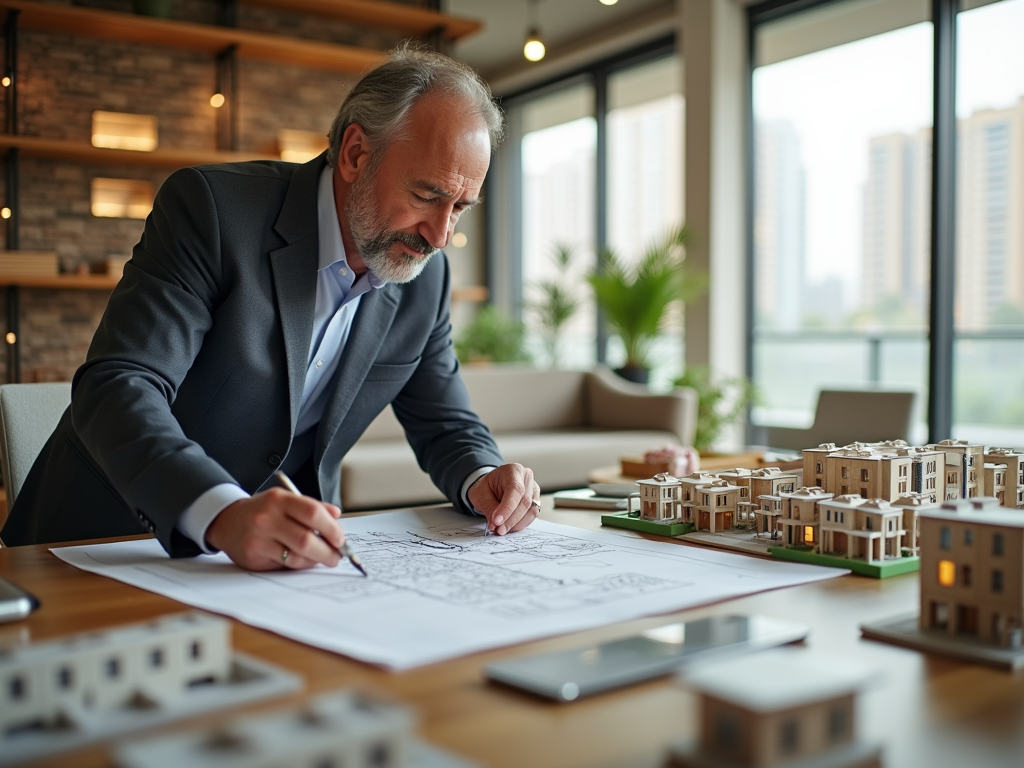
[275,471,368,577]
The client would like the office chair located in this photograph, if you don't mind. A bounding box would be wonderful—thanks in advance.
[763,389,917,451]
[0,383,71,510]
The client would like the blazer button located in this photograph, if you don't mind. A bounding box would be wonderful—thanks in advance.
[268,453,282,467]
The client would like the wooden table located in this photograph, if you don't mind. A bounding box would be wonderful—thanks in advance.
[2,504,1023,768]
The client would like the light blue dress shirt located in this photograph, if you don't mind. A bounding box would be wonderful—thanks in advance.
[178,165,492,554]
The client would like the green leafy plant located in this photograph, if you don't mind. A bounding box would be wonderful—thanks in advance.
[455,306,532,365]
[588,226,705,373]
[525,243,581,368]
[674,366,759,453]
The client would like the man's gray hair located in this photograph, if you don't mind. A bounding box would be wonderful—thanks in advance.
[326,42,505,168]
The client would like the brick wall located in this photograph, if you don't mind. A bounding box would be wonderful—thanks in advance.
[0,0,420,383]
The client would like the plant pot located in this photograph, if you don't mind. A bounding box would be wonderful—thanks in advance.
[614,365,649,385]
[133,0,173,18]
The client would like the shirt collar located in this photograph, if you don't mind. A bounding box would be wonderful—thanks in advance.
[316,164,385,290]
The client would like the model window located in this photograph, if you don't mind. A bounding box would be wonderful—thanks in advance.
[964,528,973,545]
[150,648,164,668]
[816,462,823,473]
[828,704,849,742]
[191,641,202,659]
[826,510,831,521]
[106,658,120,678]
[57,666,73,689]
[715,712,740,748]
[841,512,845,523]
[9,675,25,699]
[938,560,955,587]
[861,468,869,482]
[780,719,799,754]
[842,467,849,479]
[940,527,951,549]
[993,533,1004,556]
[865,517,873,531]
[992,569,1004,593]
[962,565,972,587]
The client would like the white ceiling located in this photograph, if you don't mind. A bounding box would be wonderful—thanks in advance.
[444,0,674,82]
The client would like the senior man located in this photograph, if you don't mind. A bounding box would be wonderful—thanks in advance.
[2,44,540,569]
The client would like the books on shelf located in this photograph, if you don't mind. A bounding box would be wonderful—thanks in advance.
[0,251,59,276]
[553,488,630,511]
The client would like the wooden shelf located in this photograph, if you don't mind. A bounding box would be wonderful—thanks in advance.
[0,274,120,289]
[0,134,278,168]
[243,0,481,42]
[0,1,385,73]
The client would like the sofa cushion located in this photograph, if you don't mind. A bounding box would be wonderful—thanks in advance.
[340,427,677,510]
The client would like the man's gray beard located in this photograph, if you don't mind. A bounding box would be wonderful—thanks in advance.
[346,170,439,284]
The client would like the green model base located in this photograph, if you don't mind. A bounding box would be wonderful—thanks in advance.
[767,547,921,578]
[601,511,695,536]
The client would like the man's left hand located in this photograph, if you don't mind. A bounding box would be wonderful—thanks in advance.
[468,463,540,535]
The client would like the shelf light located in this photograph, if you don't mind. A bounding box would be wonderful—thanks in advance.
[91,178,154,220]
[91,111,158,152]
[1,76,10,87]
[210,92,226,108]
[5,332,15,345]
[1,207,10,219]
[278,129,328,163]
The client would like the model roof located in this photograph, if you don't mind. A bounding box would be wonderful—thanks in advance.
[682,648,872,712]
[921,507,1024,528]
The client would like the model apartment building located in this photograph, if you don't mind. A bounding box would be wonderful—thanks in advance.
[0,612,230,734]
[918,502,1024,648]
[802,441,942,503]
[673,649,880,768]
[984,448,1024,508]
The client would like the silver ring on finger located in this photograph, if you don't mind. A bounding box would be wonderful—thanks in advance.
[281,547,289,564]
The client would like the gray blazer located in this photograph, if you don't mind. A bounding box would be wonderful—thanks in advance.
[1,155,503,555]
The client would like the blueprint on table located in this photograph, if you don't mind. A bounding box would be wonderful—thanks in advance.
[52,508,846,669]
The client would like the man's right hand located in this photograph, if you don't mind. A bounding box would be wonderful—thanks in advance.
[205,488,345,571]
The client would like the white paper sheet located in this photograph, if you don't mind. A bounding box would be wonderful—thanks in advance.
[52,508,847,670]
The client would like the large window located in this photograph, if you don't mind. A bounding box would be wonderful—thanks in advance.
[953,0,1024,445]
[497,40,684,388]
[750,0,1024,447]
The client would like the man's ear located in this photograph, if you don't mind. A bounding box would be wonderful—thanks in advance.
[337,123,372,183]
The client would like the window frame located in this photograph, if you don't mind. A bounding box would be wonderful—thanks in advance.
[745,0,960,441]
[488,35,677,365]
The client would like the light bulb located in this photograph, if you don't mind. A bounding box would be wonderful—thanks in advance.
[600,0,618,5]
[524,34,545,62]
[1,76,10,87]
[5,332,15,345]
[1,207,11,219]
[210,93,226,108]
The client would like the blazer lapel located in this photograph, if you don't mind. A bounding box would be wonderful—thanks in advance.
[315,283,400,461]
[269,154,325,433]
[270,237,318,432]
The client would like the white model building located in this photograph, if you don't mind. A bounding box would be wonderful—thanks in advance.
[817,496,906,564]
[736,468,801,531]
[692,479,744,533]
[672,648,880,768]
[927,439,985,501]
[636,473,684,523]
[777,487,832,549]
[802,441,941,504]
[889,492,939,555]
[0,612,229,734]
[116,689,415,768]
[984,448,1024,508]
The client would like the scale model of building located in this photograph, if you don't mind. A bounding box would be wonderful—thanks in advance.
[670,648,880,768]
[116,689,415,768]
[0,612,230,735]
[861,497,1024,669]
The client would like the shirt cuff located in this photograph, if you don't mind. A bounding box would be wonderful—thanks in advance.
[461,466,497,516]
[177,484,251,555]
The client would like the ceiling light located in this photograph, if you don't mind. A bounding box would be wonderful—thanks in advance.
[600,0,619,5]
[523,0,545,62]
[524,31,546,62]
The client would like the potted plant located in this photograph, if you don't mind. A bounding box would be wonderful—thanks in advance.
[673,366,759,453]
[588,225,704,384]
[524,243,581,368]
[455,306,532,365]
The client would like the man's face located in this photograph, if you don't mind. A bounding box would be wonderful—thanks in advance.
[344,94,491,284]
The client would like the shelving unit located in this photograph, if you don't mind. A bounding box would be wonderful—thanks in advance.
[0,135,277,168]
[0,274,119,290]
